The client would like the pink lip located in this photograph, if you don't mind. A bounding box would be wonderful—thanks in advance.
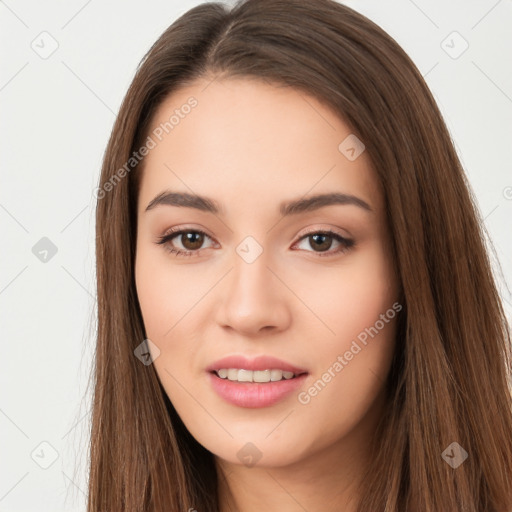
[208,372,308,408]
[206,355,309,408]
[205,355,308,374]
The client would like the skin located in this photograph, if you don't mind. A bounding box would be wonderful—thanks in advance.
[135,76,400,512]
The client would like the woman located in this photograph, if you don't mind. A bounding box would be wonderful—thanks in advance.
[89,0,512,510]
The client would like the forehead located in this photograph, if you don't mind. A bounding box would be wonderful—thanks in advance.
[137,77,382,216]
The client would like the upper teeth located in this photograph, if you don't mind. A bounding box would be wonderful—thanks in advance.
[216,368,296,382]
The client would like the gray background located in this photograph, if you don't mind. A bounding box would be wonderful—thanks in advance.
[1,0,511,510]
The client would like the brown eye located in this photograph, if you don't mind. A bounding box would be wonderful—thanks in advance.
[156,228,214,257]
[294,230,354,257]
[308,233,333,252]
[180,231,205,250]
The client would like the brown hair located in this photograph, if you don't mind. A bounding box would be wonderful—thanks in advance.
[88,0,512,510]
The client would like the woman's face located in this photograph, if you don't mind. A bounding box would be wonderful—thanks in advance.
[135,76,400,468]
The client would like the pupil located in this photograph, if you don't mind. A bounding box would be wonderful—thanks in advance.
[311,234,332,252]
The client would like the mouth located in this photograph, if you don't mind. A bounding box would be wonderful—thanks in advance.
[206,354,309,408]
[207,369,309,408]
[206,354,308,376]
[210,368,308,383]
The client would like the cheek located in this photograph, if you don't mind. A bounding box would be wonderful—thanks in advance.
[291,244,398,416]
[134,251,200,404]
[291,244,398,348]
[134,253,168,338]
[134,246,206,339]
[134,247,214,389]
[291,262,398,458]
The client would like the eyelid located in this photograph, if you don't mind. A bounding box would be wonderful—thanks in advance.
[159,224,215,241]
[294,224,352,241]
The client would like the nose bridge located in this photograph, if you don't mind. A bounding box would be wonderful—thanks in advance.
[229,237,275,307]
[232,241,270,293]
[217,235,291,333]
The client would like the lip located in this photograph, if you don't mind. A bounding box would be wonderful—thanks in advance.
[208,372,308,408]
[206,355,309,408]
[205,355,308,374]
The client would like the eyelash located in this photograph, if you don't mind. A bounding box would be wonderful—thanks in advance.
[156,227,355,258]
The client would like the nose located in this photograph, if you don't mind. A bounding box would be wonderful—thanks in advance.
[215,248,292,336]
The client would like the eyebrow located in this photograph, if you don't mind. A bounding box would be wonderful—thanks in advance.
[144,190,372,215]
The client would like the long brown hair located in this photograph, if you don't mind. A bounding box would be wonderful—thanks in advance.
[88,0,512,510]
